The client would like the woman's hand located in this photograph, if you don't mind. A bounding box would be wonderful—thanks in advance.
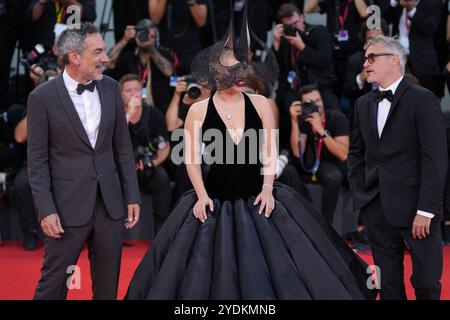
[254,186,275,217]
[193,194,214,223]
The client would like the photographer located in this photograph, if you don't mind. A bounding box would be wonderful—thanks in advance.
[165,75,210,132]
[120,74,172,235]
[0,104,38,250]
[165,75,210,203]
[28,0,96,48]
[107,19,174,114]
[290,84,349,225]
[273,3,338,110]
[148,0,208,75]
[304,0,371,96]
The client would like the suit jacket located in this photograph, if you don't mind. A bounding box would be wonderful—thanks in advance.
[27,74,140,227]
[382,0,443,77]
[348,78,448,228]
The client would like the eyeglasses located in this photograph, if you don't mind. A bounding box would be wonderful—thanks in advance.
[363,53,395,64]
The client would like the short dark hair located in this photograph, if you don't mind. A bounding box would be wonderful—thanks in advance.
[299,84,320,99]
[277,3,302,21]
[119,73,142,91]
[57,23,101,65]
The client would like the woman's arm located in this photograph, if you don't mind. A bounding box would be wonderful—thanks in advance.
[354,0,369,18]
[148,0,168,25]
[304,0,321,13]
[31,0,47,21]
[251,95,277,188]
[184,100,208,198]
[188,2,208,27]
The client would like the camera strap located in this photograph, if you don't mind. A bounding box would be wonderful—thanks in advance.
[297,116,326,183]
[55,2,68,24]
[290,46,301,91]
[337,0,353,31]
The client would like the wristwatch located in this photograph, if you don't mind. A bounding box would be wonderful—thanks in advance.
[320,130,330,138]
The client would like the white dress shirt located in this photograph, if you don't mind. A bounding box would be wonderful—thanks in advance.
[377,75,434,219]
[62,70,102,149]
[390,0,419,56]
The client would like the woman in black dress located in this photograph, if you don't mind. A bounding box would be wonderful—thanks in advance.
[125,1,377,300]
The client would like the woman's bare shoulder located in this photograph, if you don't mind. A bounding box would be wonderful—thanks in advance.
[185,97,210,124]
[246,94,271,117]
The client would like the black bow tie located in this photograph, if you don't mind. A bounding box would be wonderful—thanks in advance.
[373,89,394,103]
[76,81,96,95]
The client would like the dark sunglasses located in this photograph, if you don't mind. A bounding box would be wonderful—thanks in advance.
[363,53,395,64]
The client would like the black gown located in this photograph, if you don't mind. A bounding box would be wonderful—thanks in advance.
[125,92,377,300]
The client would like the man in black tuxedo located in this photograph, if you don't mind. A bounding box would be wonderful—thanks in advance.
[348,35,447,300]
[382,0,443,98]
[27,23,141,300]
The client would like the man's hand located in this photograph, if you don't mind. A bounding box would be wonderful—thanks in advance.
[29,64,44,86]
[359,69,368,82]
[412,214,431,240]
[41,213,65,239]
[125,204,140,229]
[399,0,416,11]
[305,112,325,135]
[175,77,187,95]
[283,31,306,51]
[289,100,302,120]
[126,95,142,121]
[122,25,136,43]
[136,159,144,172]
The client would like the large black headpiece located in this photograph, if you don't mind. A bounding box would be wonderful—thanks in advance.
[191,0,279,91]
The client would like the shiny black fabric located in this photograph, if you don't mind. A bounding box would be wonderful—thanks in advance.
[125,94,377,300]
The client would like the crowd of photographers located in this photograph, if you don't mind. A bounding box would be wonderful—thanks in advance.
[0,0,449,251]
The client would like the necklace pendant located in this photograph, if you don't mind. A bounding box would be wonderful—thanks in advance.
[226,114,232,120]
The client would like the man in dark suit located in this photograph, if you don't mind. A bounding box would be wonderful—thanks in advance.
[382,0,443,98]
[348,35,447,300]
[27,23,141,300]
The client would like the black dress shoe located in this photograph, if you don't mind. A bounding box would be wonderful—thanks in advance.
[23,231,38,251]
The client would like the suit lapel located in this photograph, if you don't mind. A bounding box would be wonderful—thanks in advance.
[368,92,379,141]
[94,78,110,150]
[55,74,92,149]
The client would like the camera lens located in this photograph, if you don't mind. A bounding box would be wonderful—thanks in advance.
[136,30,149,42]
[187,84,201,99]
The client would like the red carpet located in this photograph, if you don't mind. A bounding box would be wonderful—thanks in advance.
[0,241,449,300]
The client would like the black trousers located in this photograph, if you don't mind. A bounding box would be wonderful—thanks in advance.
[362,196,443,300]
[33,187,123,300]
[316,161,346,225]
[11,165,38,232]
[139,166,171,234]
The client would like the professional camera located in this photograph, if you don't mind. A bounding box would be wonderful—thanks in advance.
[135,135,168,168]
[283,24,298,37]
[170,75,202,99]
[299,100,319,122]
[134,19,154,43]
[20,44,57,71]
